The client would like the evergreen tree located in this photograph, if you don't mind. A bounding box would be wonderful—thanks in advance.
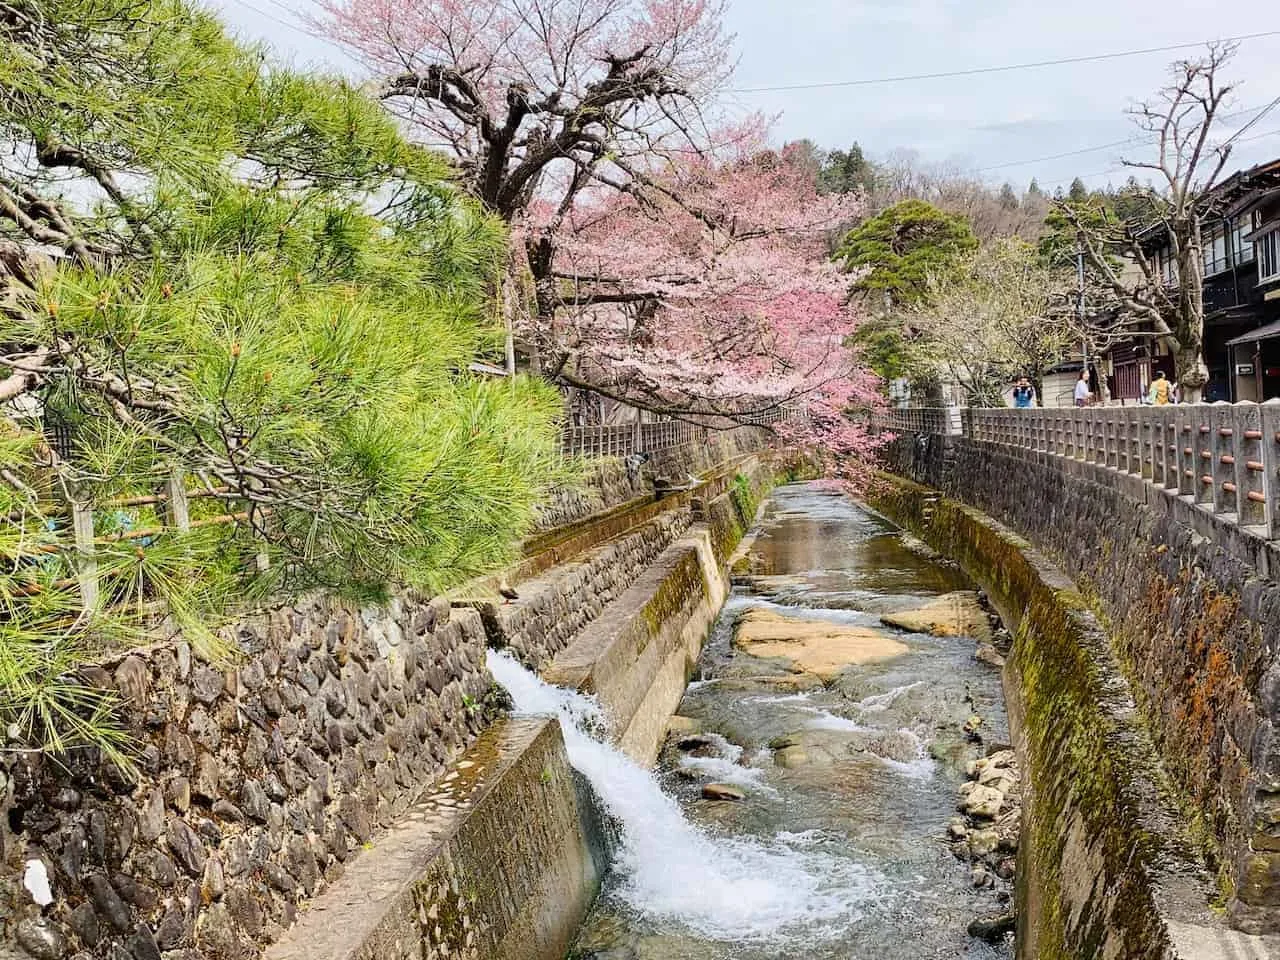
[819,142,876,195]
[1027,178,1044,199]
[1068,177,1090,203]
[0,0,564,764]
[836,199,978,306]
[999,182,1019,210]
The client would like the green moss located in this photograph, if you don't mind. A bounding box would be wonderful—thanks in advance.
[868,473,1208,960]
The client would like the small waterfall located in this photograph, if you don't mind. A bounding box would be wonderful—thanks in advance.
[487,650,877,943]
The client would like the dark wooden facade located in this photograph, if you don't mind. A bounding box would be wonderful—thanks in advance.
[1122,159,1280,402]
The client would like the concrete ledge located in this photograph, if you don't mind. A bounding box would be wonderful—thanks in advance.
[265,717,601,960]
[544,526,728,767]
[870,472,1280,960]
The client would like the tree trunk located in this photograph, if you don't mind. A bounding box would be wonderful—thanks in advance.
[1176,346,1209,403]
[1175,222,1209,403]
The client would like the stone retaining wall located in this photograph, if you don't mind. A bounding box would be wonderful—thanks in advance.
[1,595,494,960]
[533,427,771,532]
[480,511,692,671]
[870,473,1274,960]
[264,717,601,960]
[880,432,1280,934]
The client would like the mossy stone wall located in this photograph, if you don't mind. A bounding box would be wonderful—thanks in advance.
[871,474,1243,958]
[879,432,1280,935]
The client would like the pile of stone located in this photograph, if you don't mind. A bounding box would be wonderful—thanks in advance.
[948,747,1020,943]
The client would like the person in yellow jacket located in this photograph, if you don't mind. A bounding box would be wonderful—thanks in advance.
[1149,370,1173,405]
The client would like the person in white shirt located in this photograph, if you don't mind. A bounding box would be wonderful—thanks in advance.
[1073,370,1092,407]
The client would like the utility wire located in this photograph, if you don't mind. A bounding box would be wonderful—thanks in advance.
[974,103,1276,174]
[1037,127,1280,188]
[730,30,1280,93]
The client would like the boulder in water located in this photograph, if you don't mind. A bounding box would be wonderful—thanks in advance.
[880,592,993,641]
[864,730,922,764]
[773,745,809,769]
[666,715,702,737]
[975,643,1006,668]
[967,912,1016,942]
[959,784,1004,818]
[701,783,746,801]
[734,608,907,680]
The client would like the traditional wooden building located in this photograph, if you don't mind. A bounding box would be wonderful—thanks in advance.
[1117,158,1280,402]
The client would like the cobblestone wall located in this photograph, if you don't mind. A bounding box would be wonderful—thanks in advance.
[533,427,770,532]
[484,512,692,671]
[881,432,1280,933]
[1,595,495,960]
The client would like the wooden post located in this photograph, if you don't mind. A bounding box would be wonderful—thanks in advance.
[70,497,98,612]
[162,467,191,532]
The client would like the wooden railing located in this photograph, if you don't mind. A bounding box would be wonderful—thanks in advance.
[9,468,264,613]
[559,406,799,459]
[876,402,1280,540]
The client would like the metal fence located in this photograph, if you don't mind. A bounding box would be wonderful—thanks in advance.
[877,402,1280,540]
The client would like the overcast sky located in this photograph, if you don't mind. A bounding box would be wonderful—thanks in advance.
[210,0,1280,194]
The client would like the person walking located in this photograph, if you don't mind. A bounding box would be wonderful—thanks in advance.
[1073,369,1092,407]
[1011,376,1035,408]
[1149,370,1172,406]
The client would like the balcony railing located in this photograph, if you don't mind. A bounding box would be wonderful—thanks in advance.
[874,403,1280,540]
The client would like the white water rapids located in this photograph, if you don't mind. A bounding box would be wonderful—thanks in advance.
[486,649,879,943]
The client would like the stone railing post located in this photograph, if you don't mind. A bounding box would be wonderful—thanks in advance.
[1193,405,1216,510]
[1234,403,1265,529]
[1175,405,1195,498]
[1138,408,1155,480]
[1211,403,1237,517]
[1260,400,1280,538]
[1151,409,1166,486]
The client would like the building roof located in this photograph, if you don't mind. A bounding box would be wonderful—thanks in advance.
[1226,318,1280,347]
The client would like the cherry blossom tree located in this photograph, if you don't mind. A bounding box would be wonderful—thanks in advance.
[317,0,877,441]
[536,145,876,437]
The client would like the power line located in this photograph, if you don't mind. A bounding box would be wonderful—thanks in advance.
[1036,127,1280,188]
[973,103,1275,175]
[222,0,347,52]
[730,30,1280,93]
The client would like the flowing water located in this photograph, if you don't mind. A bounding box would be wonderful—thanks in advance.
[492,482,1013,960]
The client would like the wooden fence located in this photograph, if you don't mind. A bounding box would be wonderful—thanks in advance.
[14,407,799,612]
[876,402,1280,540]
[559,407,798,459]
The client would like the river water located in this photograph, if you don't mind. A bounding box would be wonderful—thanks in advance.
[492,482,1013,960]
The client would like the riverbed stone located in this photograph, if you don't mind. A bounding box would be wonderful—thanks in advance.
[701,783,746,801]
[880,591,992,641]
[975,643,1006,669]
[968,828,1000,857]
[959,785,1004,819]
[734,608,908,680]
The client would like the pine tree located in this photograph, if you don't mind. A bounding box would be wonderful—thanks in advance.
[999,183,1019,210]
[0,0,565,765]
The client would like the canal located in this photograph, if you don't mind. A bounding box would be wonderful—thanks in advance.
[493,482,1014,959]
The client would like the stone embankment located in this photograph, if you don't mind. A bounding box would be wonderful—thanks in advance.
[883,429,1280,934]
[0,428,797,960]
[871,469,1280,960]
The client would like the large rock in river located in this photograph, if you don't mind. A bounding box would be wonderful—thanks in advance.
[734,609,907,681]
[879,591,992,641]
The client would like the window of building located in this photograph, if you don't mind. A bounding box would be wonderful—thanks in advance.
[1258,228,1280,284]
[1203,221,1229,276]
[1232,214,1257,264]
[1156,245,1176,285]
